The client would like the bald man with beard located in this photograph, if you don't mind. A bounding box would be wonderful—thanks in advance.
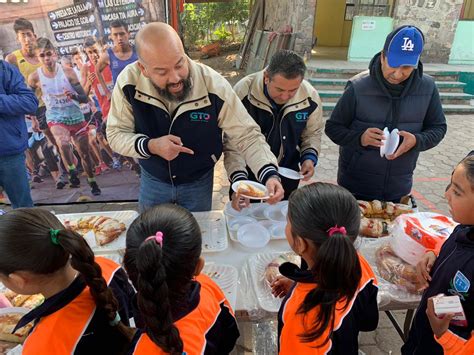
[106,22,284,212]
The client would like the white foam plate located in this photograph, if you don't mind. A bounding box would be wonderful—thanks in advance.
[380,128,400,157]
[56,210,139,253]
[386,128,400,156]
[192,211,228,253]
[231,181,270,200]
[248,252,300,313]
[202,263,238,310]
[380,127,390,158]
[278,167,304,180]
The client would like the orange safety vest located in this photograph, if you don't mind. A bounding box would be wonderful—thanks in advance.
[132,274,233,355]
[22,257,121,354]
[279,254,378,354]
[436,330,474,355]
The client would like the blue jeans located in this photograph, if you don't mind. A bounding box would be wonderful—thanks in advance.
[0,153,34,208]
[139,168,213,212]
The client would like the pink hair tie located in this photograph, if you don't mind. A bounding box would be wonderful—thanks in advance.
[145,231,164,247]
[327,225,347,237]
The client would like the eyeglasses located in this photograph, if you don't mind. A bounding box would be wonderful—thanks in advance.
[38,51,54,58]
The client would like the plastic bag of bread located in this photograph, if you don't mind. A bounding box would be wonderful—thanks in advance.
[360,217,390,238]
[264,253,300,285]
[390,212,456,266]
[375,244,421,294]
[358,200,414,220]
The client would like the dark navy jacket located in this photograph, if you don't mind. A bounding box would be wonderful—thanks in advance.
[106,60,279,185]
[0,60,38,157]
[225,70,324,198]
[325,53,447,202]
[402,225,474,355]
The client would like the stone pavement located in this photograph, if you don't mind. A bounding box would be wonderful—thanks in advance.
[2,115,472,354]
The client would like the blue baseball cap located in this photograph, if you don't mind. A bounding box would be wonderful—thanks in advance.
[383,25,424,68]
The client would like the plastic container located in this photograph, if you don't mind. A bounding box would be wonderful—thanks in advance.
[248,203,268,220]
[269,222,287,240]
[228,216,257,240]
[237,223,270,249]
[224,202,251,218]
[263,204,287,222]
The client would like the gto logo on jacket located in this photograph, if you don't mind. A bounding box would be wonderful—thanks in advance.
[295,112,309,122]
[190,112,211,122]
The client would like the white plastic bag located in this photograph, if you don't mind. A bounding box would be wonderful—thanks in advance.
[390,212,456,266]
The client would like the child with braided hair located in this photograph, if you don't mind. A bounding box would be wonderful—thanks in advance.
[0,208,135,354]
[123,204,239,354]
[278,183,379,354]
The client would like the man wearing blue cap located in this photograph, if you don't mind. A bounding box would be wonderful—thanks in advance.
[325,25,447,203]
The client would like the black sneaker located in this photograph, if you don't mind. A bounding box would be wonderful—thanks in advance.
[56,180,66,189]
[32,174,43,183]
[69,170,80,188]
[90,181,101,196]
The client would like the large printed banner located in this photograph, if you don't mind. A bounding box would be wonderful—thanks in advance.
[26,0,147,204]
[49,0,146,55]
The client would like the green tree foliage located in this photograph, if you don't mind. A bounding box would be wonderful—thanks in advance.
[181,0,249,48]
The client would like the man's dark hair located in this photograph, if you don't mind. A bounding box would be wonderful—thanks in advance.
[110,20,128,32]
[266,50,306,80]
[13,18,34,34]
[83,36,97,49]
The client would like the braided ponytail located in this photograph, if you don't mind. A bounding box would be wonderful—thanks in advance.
[0,208,133,347]
[56,229,135,343]
[136,241,183,354]
[124,204,202,353]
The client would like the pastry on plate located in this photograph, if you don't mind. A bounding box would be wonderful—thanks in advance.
[237,182,266,198]
[64,216,126,246]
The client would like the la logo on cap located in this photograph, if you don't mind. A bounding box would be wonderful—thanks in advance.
[384,25,424,67]
[401,37,414,51]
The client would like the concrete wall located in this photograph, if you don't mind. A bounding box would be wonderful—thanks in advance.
[347,16,393,61]
[392,0,464,63]
[264,0,316,55]
[448,20,474,64]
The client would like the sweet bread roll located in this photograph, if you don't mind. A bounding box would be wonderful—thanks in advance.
[358,200,372,216]
[22,294,45,309]
[11,295,30,308]
[3,290,17,302]
[360,217,389,238]
[237,182,265,198]
[371,200,383,215]
[394,203,414,217]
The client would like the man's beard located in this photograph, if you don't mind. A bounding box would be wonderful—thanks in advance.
[154,76,192,102]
